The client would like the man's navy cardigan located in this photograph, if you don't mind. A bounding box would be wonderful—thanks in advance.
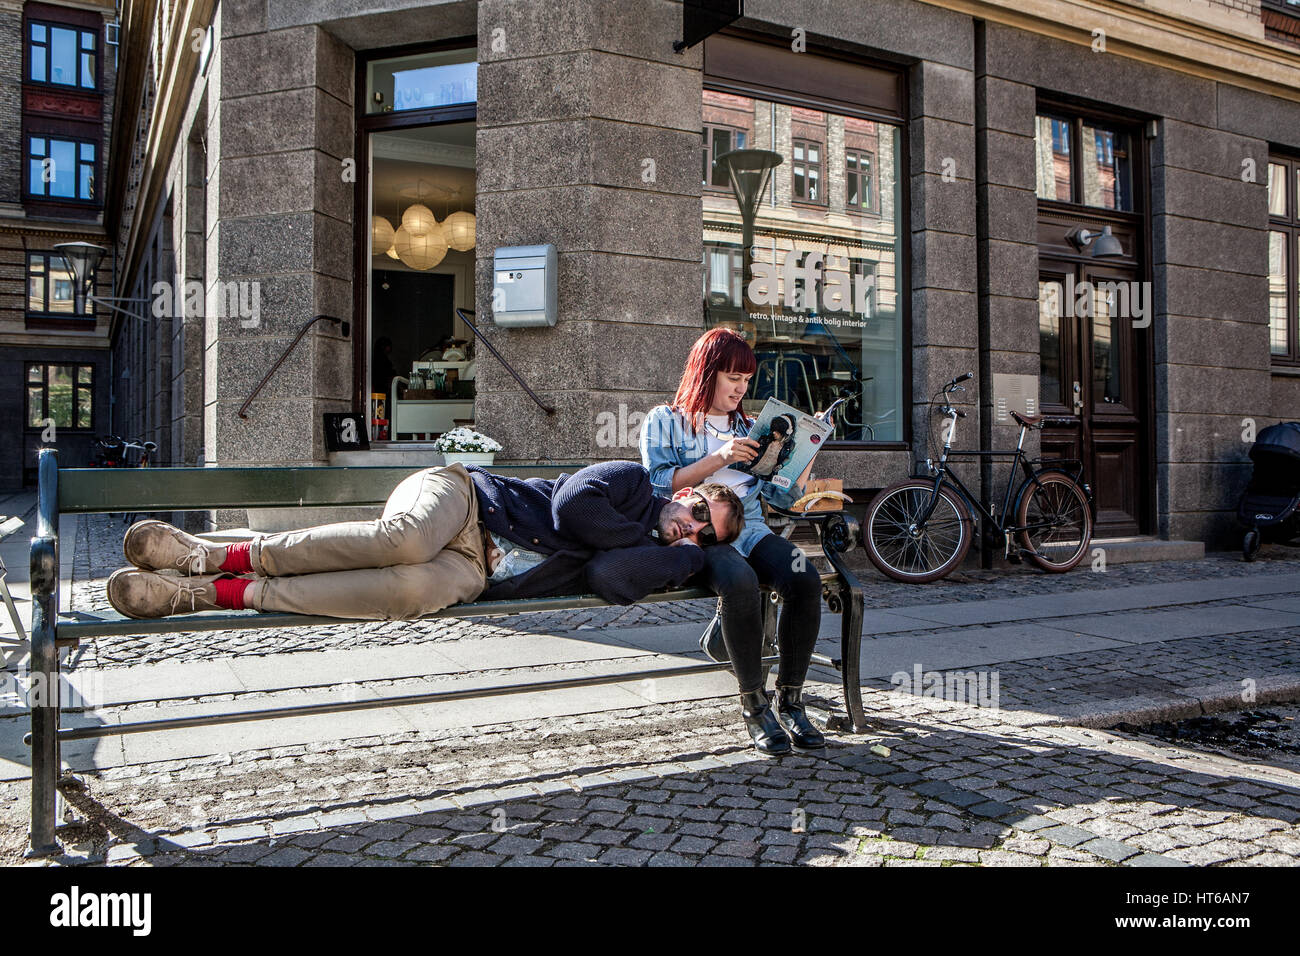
[466,460,707,605]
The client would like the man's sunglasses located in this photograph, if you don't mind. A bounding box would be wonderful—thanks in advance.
[687,494,720,546]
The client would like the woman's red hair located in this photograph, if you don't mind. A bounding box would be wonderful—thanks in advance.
[671,328,757,433]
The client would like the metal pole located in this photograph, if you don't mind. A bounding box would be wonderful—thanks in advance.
[26,449,60,857]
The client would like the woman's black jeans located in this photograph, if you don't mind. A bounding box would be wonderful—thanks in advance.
[693,533,822,695]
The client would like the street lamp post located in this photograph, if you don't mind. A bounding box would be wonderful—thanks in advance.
[713,148,783,307]
[52,241,151,319]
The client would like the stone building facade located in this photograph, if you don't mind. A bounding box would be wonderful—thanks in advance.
[102,0,1300,549]
[0,0,118,489]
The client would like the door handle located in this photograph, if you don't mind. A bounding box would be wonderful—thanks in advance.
[1072,381,1083,414]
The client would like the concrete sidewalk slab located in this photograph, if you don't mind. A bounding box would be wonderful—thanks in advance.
[596,621,708,655]
[870,572,1300,627]
[1044,605,1300,644]
[1242,596,1300,614]
[0,710,123,781]
[29,649,737,772]
[387,668,654,735]
[818,609,939,640]
[64,658,246,708]
[430,631,654,670]
[815,622,1127,679]
[117,686,421,766]
[227,643,464,693]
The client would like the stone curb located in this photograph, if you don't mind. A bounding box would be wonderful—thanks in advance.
[1037,676,1300,730]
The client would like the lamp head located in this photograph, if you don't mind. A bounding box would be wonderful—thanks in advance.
[53,241,107,313]
[714,148,783,222]
[1065,225,1124,259]
[1092,225,1124,257]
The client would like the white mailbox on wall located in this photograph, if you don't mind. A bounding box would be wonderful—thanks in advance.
[492,244,557,327]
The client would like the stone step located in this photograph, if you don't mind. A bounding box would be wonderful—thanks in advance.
[1089,537,1205,565]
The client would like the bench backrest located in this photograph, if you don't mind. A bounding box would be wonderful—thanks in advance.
[42,454,582,515]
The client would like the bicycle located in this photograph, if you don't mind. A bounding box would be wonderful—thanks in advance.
[93,435,156,469]
[93,435,157,524]
[863,372,1094,582]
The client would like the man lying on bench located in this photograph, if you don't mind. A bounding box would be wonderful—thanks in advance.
[106,460,743,622]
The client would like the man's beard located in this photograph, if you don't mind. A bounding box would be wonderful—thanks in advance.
[656,502,684,543]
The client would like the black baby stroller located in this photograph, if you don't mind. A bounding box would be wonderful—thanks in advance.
[1238,421,1300,561]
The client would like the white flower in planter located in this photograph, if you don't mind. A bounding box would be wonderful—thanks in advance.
[433,427,503,454]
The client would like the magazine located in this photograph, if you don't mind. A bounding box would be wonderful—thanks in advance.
[730,398,833,491]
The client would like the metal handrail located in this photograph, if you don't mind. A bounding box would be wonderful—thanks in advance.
[456,308,556,415]
[238,314,350,419]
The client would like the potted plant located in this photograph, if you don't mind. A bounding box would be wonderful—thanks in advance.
[433,427,503,466]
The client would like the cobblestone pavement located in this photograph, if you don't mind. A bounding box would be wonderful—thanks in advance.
[6,688,1299,868]
[0,515,1296,867]
[861,624,1300,723]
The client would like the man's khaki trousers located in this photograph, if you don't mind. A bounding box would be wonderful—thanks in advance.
[243,464,488,620]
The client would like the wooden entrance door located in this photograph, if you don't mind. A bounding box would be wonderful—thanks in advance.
[1038,258,1147,537]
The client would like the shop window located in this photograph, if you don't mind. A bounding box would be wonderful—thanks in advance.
[26,364,93,430]
[28,20,98,89]
[27,136,96,201]
[702,79,905,444]
[366,47,476,114]
[27,252,93,319]
[1269,155,1300,365]
[363,46,478,442]
[1035,112,1133,211]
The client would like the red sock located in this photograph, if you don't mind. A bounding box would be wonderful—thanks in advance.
[213,577,252,611]
[220,541,254,574]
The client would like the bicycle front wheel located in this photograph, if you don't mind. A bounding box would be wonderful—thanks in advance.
[1016,471,1092,572]
[864,480,973,583]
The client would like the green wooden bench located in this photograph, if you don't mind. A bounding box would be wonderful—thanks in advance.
[24,447,865,857]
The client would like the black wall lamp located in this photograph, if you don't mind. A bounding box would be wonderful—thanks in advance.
[1066,225,1125,258]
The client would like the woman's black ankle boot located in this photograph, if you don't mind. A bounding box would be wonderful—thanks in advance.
[740,689,792,758]
[775,685,826,751]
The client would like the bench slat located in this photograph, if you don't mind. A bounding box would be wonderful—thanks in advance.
[57,587,718,639]
[55,464,581,513]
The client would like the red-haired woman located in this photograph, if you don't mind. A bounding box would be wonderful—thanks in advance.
[640,328,829,757]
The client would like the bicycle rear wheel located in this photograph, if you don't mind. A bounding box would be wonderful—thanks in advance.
[1015,471,1092,572]
[864,480,973,583]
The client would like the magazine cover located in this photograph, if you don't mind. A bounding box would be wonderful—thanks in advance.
[731,398,833,490]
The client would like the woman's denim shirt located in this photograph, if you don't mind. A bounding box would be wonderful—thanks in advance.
[639,404,797,558]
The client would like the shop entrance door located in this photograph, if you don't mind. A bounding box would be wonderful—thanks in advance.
[1038,258,1148,537]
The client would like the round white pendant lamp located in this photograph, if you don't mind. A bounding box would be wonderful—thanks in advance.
[372,215,395,255]
[393,223,447,270]
[443,210,476,251]
[401,202,438,237]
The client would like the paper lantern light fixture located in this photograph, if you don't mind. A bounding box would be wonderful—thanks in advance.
[371,216,395,255]
[443,210,476,251]
[401,202,438,237]
[393,223,447,271]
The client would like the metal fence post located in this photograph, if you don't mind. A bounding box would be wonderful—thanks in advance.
[26,448,60,857]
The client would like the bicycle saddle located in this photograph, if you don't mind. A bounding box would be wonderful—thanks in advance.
[1010,410,1045,429]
